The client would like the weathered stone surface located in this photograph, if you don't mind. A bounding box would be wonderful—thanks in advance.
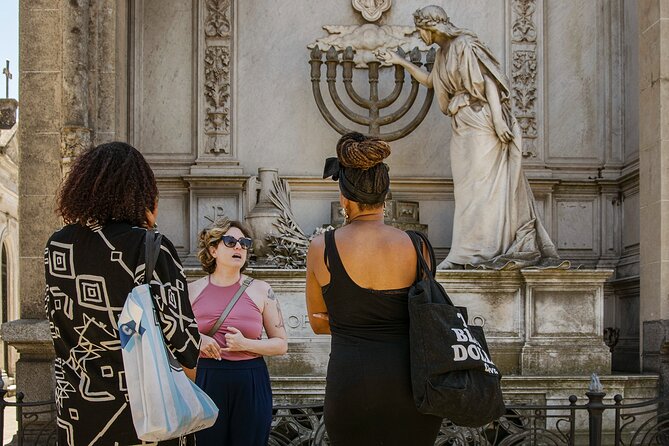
[19,6,61,72]
[17,133,61,197]
[0,99,18,129]
[1,319,52,349]
[1,319,55,402]
[19,72,61,133]
[19,195,60,258]
[19,257,48,320]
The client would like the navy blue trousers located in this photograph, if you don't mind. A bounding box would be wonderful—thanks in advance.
[195,357,272,446]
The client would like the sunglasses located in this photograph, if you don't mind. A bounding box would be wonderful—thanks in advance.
[219,235,253,250]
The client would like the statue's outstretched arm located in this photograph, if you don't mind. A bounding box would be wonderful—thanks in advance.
[375,50,433,88]
[483,74,513,144]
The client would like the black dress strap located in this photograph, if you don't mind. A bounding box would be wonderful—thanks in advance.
[324,229,345,277]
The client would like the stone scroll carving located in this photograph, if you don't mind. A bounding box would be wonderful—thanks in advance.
[511,0,539,158]
[204,0,232,154]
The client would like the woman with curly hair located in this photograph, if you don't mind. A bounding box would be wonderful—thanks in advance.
[44,142,201,446]
[188,219,287,446]
[306,132,442,445]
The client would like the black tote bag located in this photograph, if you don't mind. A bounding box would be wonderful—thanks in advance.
[406,231,506,427]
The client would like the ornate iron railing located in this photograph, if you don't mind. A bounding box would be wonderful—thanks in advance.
[1,378,667,446]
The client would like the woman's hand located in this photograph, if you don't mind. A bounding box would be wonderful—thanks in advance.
[199,333,222,360]
[375,49,405,66]
[222,327,248,352]
[493,119,514,145]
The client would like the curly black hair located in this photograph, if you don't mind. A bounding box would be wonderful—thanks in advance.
[56,141,158,227]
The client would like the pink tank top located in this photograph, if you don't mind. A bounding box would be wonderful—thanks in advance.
[192,277,263,361]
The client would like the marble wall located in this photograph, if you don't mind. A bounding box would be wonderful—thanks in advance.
[124,1,637,271]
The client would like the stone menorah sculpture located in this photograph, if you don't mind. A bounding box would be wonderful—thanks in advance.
[309,45,435,141]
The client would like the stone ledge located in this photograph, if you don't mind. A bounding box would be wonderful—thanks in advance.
[1,319,54,359]
[271,374,659,405]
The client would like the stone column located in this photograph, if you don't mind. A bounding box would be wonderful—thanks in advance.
[0,0,67,402]
[60,0,91,174]
[638,0,669,396]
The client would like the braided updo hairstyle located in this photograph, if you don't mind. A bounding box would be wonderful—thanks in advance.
[336,132,391,210]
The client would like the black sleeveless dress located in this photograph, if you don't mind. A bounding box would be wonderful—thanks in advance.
[322,230,442,445]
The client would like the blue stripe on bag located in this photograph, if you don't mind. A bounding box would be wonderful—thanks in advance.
[119,274,218,441]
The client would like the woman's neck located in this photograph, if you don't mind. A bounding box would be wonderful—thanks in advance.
[210,266,242,287]
[347,210,385,224]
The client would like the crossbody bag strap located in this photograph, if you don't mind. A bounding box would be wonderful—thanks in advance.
[206,276,254,337]
[407,230,432,280]
[144,229,163,285]
[414,231,437,278]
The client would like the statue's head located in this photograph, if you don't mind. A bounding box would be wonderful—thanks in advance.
[413,5,450,29]
[413,5,467,44]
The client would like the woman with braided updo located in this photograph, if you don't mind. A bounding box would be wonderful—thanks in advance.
[306,133,442,445]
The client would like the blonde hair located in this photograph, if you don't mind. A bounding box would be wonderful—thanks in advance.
[197,219,253,274]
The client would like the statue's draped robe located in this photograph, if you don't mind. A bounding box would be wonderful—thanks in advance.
[433,35,560,269]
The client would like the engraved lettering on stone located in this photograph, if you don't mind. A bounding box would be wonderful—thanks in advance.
[203,206,227,225]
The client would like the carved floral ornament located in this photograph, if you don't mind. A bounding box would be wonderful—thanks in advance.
[352,0,392,22]
[512,0,537,43]
[510,0,539,157]
[205,0,231,38]
[204,0,232,154]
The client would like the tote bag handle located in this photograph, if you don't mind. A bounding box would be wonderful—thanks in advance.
[144,229,163,285]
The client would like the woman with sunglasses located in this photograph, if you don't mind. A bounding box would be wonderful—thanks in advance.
[188,219,287,446]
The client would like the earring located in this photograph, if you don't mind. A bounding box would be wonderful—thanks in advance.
[341,207,350,224]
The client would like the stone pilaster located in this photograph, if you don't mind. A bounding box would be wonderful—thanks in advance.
[638,0,669,396]
[3,0,64,403]
[190,0,242,175]
[60,0,91,174]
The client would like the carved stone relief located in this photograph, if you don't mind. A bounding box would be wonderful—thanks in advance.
[309,24,428,68]
[351,0,392,22]
[60,126,91,174]
[205,0,231,37]
[511,0,539,158]
[204,0,232,154]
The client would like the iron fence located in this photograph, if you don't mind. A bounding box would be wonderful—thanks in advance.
[1,376,667,446]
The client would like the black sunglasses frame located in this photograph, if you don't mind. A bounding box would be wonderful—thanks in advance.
[219,235,253,250]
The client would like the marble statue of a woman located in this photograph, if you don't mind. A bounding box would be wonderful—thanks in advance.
[377,5,562,269]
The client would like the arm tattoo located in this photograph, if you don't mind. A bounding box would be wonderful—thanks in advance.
[266,287,285,329]
[274,298,285,329]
